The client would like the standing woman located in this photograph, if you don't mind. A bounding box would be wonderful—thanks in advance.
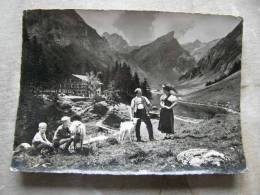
[158,84,178,139]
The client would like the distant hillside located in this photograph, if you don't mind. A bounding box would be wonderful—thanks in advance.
[184,71,241,111]
[182,39,219,62]
[179,21,242,82]
[21,10,120,84]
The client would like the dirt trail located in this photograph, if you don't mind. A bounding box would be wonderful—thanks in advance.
[174,115,204,123]
[178,100,239,114]
[83,115,203,145]
[80,97,241,146]
[82,100,219,144]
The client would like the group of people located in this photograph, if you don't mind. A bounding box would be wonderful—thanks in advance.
[31,84,177,155]
[32,115,86,154]
[130,84,178,141]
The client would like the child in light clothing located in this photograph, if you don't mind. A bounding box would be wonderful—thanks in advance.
[32,122,53,153]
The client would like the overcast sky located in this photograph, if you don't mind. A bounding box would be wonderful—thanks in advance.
[76,10,241,46]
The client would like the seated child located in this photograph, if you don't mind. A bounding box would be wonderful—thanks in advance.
[53,116,73,152]
[32,122,53,153]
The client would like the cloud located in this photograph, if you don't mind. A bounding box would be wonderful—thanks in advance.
[76,10,241,45]
[76,10,124,37]
[113,11,157,46]
[152,13,241,44]
[152,12,196,41]
[177,14,241,43]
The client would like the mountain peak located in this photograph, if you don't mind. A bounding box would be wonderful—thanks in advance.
[103,32,124,40]
[194,39,202,44]
[151,30,176,45]
[182,39,220,62]
[102,32,110,38]
[166,30,175,36]
[162,31,175,40]
[179,21,242,81]
[131,29,196,83]
[102,32,139,53]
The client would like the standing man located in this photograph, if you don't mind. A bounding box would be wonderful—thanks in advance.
[130,88,154,142]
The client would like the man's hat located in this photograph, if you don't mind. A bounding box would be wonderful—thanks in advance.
[162,84,171,92]
[61,116,70,122]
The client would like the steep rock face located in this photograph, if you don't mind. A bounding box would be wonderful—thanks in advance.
[182,40,202,52]
[179,21,242,81]
[182,39,219,62]
[102,32,138,53]
[129,31,196,83]
[22,10,119,84]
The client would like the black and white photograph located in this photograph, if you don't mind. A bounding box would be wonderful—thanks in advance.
[11,9,246,175]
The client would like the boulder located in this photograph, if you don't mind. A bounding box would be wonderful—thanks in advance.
[106,137,119,145]
[57,99,73,110]
[92,101,109,116]
[71,105,83,115]
[103,107,131,129]
[14,143,32,152]
[13,143,38,156]
[177,148,226,167]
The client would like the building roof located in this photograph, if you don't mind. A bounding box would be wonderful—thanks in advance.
[72,74,103,85]
[72,74,89,82]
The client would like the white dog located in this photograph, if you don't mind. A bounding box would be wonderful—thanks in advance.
[119,118,138,142]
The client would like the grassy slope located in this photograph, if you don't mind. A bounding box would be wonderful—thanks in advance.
[183,71,241,111]
[12,113,245,173]
[12,73,245,173]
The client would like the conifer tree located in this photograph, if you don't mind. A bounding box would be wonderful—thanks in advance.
[141,78,152,100]
[133,72,140,88]
[104,61,149,104]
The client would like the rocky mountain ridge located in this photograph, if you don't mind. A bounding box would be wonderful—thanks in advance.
[22,10,120,84]
[179,21,242,83]
[102,32,139,53]
[182,39,220,62]
[127,31,197,84]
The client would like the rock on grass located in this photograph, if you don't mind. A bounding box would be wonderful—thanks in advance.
[91,101,109,116]
[103,107,131,129]
[177,148,226,167]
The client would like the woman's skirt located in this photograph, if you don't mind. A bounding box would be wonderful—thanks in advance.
[158,108,174,134]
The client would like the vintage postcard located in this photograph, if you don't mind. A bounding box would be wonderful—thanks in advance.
[11,9,246,175]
